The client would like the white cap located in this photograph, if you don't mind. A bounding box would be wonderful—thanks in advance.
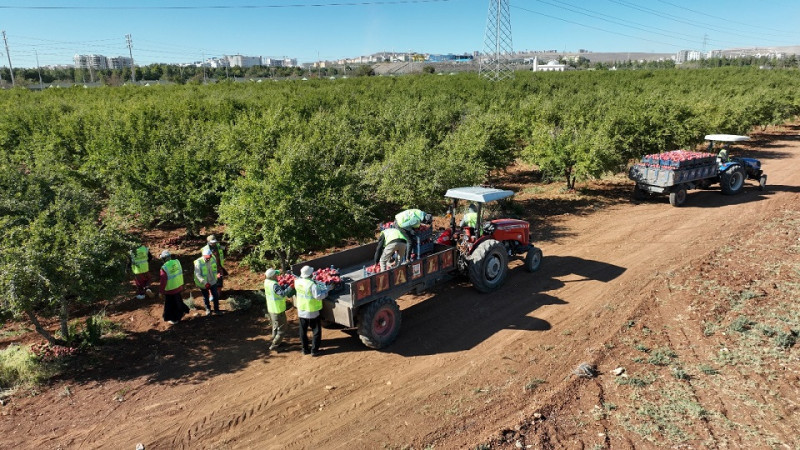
[207,234,218,244]
[265,268,278,279]
[300,266,314,278]
[159,250,171,259]
[202,247,213,256]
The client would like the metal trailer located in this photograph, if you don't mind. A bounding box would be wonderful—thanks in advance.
[291,242,458,349]
[629,161,719,207]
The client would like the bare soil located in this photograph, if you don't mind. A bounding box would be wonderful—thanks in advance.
[2,125,799,449]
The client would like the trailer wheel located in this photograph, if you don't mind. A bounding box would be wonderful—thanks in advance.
[524,247,543,273]
[669,185,687,207]
[357,297,401,349]
[632,185,646,201]
[721,166,745,195]
[759,174,767,191]
[468,239,509,293]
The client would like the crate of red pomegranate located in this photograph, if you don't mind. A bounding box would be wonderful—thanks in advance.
[629,150,717,188]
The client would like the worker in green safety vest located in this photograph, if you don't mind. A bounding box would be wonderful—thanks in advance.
[394,208,432,231]
[130,244,153,299]
[202,234,227,294]
[158,250,189,324]
[295,265,328,356]
[374,226,410,271]
[264,268,292,351]
[194,247,221,316]
[460,203,478,229]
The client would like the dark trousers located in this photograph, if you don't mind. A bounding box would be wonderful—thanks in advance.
[163,292,189,322]
[200,284,220,312]
[299,316,322,353]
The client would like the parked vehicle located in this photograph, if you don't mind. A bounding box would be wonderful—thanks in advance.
[290,186,542,349]
[629,134,766,207]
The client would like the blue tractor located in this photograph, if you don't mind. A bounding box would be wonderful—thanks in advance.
[703,134,767,194]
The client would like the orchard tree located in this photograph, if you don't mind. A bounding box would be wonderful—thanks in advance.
[220,138,374,271]
[524,123,617,190]
[0,167,130,344]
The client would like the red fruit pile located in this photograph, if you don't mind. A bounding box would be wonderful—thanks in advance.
[380,221,395,230]
[31,343,79,362]
[365,263,382,274]
[313,267,341,285]
[641,150,716,169]
[277,273,296,288]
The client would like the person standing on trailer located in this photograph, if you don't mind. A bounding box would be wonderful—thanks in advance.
[373,226,410,271]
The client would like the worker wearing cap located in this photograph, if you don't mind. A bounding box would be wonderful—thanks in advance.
[202,235,227,293]
[460,204,478,229]
[264,268,292,351]
[194,247,221,315]
[295,265,328,356]
[159,250,189,324]
[130,244,154,300]
[374,226,410,271]
[394,208,432,231]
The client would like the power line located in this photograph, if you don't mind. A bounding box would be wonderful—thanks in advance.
[654,0,798,37]
[512,4,683,49]
[606,0,795,46]
[0,0,455,10]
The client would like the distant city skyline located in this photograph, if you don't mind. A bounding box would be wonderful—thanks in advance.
[1,0,799,68]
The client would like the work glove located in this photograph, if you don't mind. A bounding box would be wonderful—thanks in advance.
[205,283,211,289]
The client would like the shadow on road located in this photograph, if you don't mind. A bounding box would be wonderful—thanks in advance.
[384,255,626,357]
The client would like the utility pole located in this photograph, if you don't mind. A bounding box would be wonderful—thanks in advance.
[202,52,206,83]
[126,34,136,83]
[2,31,15,87]
[35,49,43,89]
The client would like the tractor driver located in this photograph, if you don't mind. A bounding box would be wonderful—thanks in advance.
[459,203,478,229]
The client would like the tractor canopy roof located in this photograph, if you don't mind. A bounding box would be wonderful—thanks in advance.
[704,134,750,143]
[445,186,514,203]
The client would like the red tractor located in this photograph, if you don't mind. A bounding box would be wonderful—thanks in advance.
[439,186,542,293]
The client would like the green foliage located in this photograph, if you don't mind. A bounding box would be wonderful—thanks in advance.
[0,167,130,343]
[2,68,800,270]
[0,344,53,389]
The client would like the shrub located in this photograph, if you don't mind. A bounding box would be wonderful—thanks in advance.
[0,344,54,389]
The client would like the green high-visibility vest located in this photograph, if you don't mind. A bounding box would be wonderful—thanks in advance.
[194,256,218,288]
[202,244,224,268]
[395,209,424,229]
[463,212,478,228]
[264,279,287,314]
[381,227,407,243]
[162,259,183,291]
[294,277,322,312]
[131,245,149,275]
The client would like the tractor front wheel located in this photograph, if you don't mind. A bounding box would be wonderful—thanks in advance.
[721,166,745,195]
[759,174,767,191]
[524,247,543,273]
[468,239,509,293]
[357,297,401,349]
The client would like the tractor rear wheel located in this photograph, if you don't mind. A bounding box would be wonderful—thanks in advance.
[357,297,401,349]
[759,174,767,191]
[669,184,687,207]
[524,247,543,273]
[721,166,745,195]
[468,239,509,293]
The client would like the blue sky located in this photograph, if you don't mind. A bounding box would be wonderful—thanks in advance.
[1,0,799,67]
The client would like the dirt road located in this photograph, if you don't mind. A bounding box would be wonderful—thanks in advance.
[3,127,798,449]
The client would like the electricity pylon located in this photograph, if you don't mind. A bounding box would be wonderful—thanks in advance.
[479,0,514,81]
